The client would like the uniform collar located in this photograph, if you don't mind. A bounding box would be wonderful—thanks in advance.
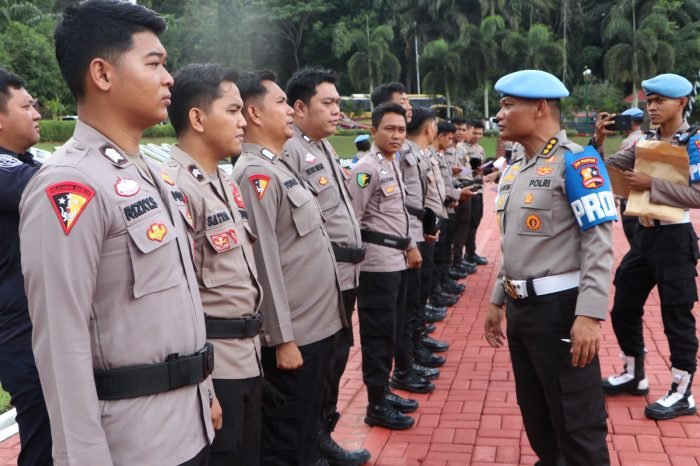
[169,144,213,185]
[72,120,135,168]
[294,123,322,147]
[652,120,691,141]
[370,144,393,163]
[242,142,279,163]
[0,146,35,165]
[535,129,569,159]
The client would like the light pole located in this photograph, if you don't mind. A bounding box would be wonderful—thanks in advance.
[583,66,592,134]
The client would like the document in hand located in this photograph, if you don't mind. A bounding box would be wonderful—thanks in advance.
[623,140,689,222]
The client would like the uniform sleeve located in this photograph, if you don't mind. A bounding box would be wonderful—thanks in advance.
[19,167,113,465]
[490,259,506,306]
[575,216,614,320]
[605,143,636,171]
[346,163,377,225]
[233,165,294,346]
[0,161,39,211]
[650,178,700,209]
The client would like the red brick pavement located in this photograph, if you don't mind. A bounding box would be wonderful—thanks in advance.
[2,187,700,465]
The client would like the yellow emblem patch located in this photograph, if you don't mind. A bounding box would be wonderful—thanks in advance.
[526,214,541,231]
[147,223,168,242]
[319,176,328,186]
[524,192,534,204]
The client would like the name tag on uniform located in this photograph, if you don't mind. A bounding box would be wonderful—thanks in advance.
[565,146,617,230]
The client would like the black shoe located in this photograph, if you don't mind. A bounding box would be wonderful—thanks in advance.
[318,430,371,465]
[441,282,464,295]
[423,308,447,323]
[457,259,477,269]
[412,362,440,380]
[391,369,435,394]
[466,254,488,266]
[413,345,446,367]
[424,323,437,334]
[422,335,449,353]
[452,263,475,275]
[385,391,418,413]
[448,268,468,280]
[644,368,696,420]
[423,303,447,314]
[443,278,465,292]
[364,401,415,430]
[428,296,455,309]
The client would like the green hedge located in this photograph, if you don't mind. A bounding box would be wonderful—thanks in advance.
[39,120,175,142]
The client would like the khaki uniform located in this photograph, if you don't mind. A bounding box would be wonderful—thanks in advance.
[490,130,614,320]
[163,145,262,380]
[347,146,412,273]
[19,121,212,466]
[433,148,461,214]
[231,143,343,347]
[399,141,425,243]
[620,129,645,150]
[283,125,362,291]
[423,147,448,218]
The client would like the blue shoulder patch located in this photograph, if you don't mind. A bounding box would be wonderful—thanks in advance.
[564,146,617,231]
[687,135,700,184]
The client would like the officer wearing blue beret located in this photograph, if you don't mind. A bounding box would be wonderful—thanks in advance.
[596,73,700,420]
[485,69,614,466]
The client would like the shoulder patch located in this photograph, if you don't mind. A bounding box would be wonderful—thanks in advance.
[46,181,96,235]
[356,173,371,188]
[687,135,700,184]
[0,153,22,171]
[565,146,617,231]
[249,174,270,200]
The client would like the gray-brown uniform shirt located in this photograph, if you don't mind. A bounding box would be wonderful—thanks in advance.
[434,148,462,213]
[423,146,449,218]
[489,130,614,320]
[607,122,700,208]
[19,121,212,466]
[400,140,425,243]
[283,125,362,291]
[347,146,412,273]
[620,129,645,150]
[163,145,262,380]
[232,143,344,347]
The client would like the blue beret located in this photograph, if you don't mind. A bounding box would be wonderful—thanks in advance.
[494,70,569,99]
[621,108,644,120]
[354,134,370,143]
[642,74,692,98]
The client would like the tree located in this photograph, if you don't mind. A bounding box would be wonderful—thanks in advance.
[501,23,565,73]
[421,39,461,117]
[333,16,400,96]
[0,0,42,30]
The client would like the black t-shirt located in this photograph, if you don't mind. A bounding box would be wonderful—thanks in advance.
[0,147,40,350]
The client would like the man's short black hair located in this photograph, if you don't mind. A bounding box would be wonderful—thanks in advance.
[371,103,406,128]
[450,117,467,126]
[470,119,485,130]
[285,67,336,107]
[371,82,406,107]
[0,69,26,113]
[168,63,239,137]
[238,70,278,104]
[437,121,456,135]
[407,107,436,135]
[55,0,167,100]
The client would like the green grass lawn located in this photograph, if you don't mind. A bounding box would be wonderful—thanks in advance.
[0,385,11,414]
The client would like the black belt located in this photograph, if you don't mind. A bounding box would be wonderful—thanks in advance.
[332,243,366,263]
[205,314,262,339]
[360,230,411,250]
[405,205,425,220]
[94,343,214,400]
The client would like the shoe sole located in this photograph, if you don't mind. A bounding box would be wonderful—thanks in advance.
[390,380,435,394]
[414,358,445,368]
[423,345,449,353]
[644,406,697,420]
[602,386,649,396]
[325,453,372,466]
[364,416,415,430]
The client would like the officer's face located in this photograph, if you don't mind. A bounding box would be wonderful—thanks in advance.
[646,95,687,126]
[371,112,406,155]
[437,132,454,151]
[200,81,246,158]
[302,82,340,138]
[496,96,538,142]
[469,128,484,144]
[259,80,295,141]
[0,87,40,153]
[454,124,469,142]
[109,31,173,129]
[389,92,412,123]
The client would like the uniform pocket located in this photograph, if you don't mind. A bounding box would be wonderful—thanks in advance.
[286,186,321,237]
[559,362,607,432]
[517,190,553,237]
[660,266,698,305]
[202,221,241,288]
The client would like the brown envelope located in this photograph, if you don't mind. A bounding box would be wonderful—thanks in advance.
[624,140,688,222]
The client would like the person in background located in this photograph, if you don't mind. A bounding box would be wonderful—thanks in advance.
[352,134,371,163]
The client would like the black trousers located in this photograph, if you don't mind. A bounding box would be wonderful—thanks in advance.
[507,289,610,466]
[0,350,52,466]
[209,376,262,466]
[433,215,455,291]
[321,288,357,432]
[179,446,210,466]
[395,265,420,371]
[466,193,483,256]
[452,201,472,264]
[357,270,407,403]
[611,223,700,373]
[419,241,436,306]
[618,199,640,247]
[261,334,335,466]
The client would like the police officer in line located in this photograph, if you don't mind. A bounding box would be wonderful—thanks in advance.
[615,107,646,245]
[0,69,52,466]
[163,64,264,466]
[233,70,345,466]
[484,70,614,466]
[462,120,489,266]
[20,2,215,464]
[283,67,371,466]
[370,83,437,395]
[347,103,421,430]
[596,74,700,420]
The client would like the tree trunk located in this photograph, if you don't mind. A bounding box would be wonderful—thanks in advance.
[483,81,490,120]
[445,76,451,119]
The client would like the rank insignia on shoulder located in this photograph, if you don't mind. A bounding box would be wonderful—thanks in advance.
[319,176,328,186]
[147,223,168,242]
[249,174,270,200]
[114,177,140,197]
[305,153,317,164]
[526,214,541,231]
[260,149,276,161]
[188,165,205,182]
[356,173,371,188]
[536,166,554,176]
[161,172,176,186]
[541,138,558,155]
[100,145,126,166]
[46,182,96,235]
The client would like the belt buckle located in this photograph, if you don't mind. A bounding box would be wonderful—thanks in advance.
[502,278,520,300]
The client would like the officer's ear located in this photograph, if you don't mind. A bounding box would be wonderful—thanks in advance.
[679,97,689,111]
[535,99,548,119]
[293,99,306,118]
[244,103,264,127]
[188,107,206,134]
[370,126,377,138]
[86,58,114,93]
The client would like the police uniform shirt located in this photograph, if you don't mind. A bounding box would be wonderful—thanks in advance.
[399,141,425,243]
[19,121,212,466]
[434,148,462,213]
[0,148,40,349]
[619,129,645,151]
[423,146,449,218]
[283,125,362,291]
[347,145,412,272]
[163,145,262,380]
[607,122,700,208]
[231,143,344,348]
[490,130,614,320]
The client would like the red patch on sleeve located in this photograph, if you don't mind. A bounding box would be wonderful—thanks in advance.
[45,182,96,235]
[248,174,271,200]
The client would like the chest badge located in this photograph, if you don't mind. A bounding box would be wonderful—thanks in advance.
[305,153,317,164]
[319,176,328,186]
[524,192,534,204]
[210,231,232,252]
[230,182,246,208]
[147,223,168,242]
[536,166,554,176]
[114,177,140,197]
[526,214,541,231]
[162,172,176,186]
